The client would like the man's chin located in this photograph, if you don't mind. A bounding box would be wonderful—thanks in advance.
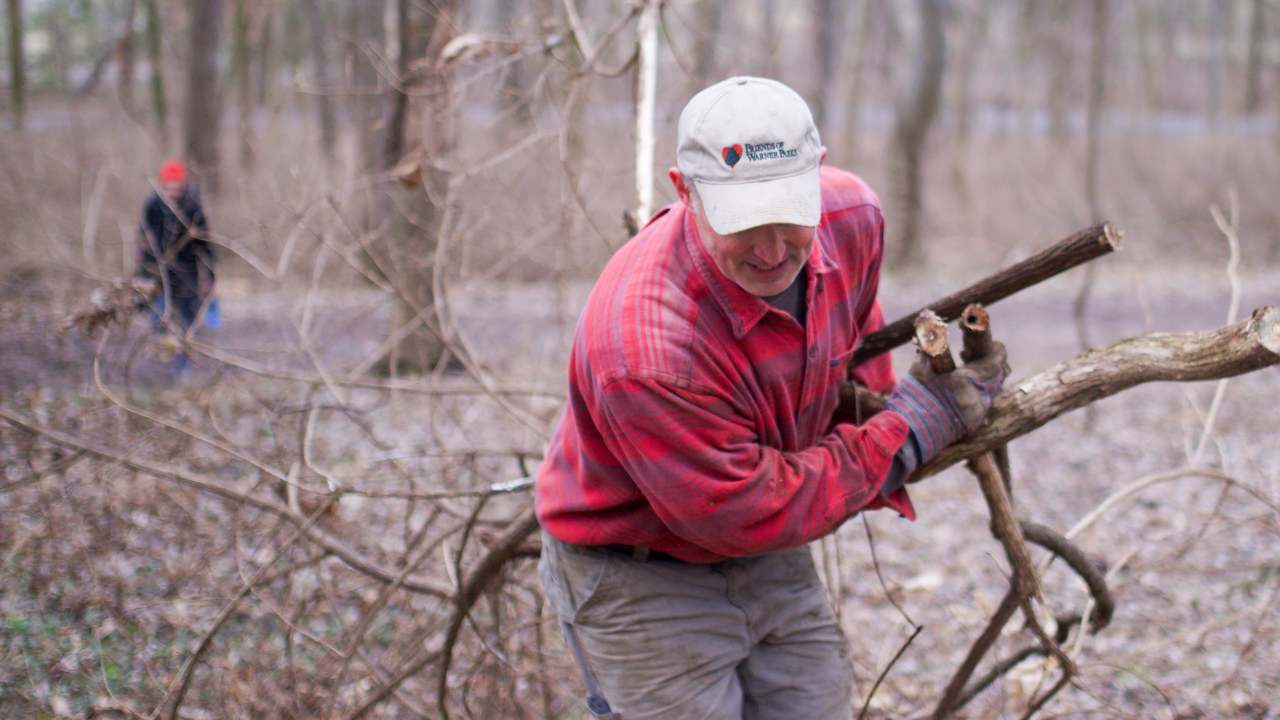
[736,268,800,297]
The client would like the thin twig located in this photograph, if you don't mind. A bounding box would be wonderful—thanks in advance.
[857,624,923,720]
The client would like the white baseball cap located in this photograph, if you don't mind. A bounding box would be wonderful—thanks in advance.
[676,76,823,235]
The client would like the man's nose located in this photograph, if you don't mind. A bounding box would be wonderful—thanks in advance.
[754,235,787,265]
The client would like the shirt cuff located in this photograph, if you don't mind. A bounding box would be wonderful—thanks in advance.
[879,430,921,497]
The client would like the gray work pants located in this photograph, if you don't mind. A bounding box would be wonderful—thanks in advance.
[540,532,854,720]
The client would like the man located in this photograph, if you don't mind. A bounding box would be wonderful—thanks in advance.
[536,77,1007,719]
[137,159,217,371]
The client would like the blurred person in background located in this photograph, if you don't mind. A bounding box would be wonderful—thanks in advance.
[535,77,1008,719]
[136,159,218,374]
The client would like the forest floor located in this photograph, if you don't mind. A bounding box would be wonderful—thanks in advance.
[2,259,1278,717]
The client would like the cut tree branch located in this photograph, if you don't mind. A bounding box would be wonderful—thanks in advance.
[853,223,1121,367]
[914,306,1280,481]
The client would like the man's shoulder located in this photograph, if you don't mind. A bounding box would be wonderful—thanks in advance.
[819,165,882,216]
[575,205,706,386]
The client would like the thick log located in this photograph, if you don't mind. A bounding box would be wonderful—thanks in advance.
[914,306,1280,481]
[852,223,1121,367]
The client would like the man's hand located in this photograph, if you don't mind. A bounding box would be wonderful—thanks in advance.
[883,342,1009,463]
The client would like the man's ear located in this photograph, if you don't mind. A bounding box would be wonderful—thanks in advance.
[819,146,828,166]
[669,167,692,205]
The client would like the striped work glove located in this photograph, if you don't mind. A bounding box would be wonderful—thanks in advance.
[883,341,1009,464]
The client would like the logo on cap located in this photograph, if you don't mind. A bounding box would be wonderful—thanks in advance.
[721,144,743,168]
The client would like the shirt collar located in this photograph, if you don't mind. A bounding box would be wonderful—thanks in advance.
[682,204,840,339]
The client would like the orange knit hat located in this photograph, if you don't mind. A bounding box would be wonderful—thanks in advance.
[158,159,186,184]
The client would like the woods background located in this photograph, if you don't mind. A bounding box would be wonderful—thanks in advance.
[1,0,1278,718]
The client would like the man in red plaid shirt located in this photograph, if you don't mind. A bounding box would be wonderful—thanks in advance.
[537,77,1007,719]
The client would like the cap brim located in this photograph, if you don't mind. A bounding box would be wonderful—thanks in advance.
[694,166,821,235]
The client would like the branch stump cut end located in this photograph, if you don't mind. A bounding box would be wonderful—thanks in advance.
[1253,306,1280,356]
[1100,222,1123,252]
[915,310,956,373]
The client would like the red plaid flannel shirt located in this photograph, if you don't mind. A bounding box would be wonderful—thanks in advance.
[536,167,914,563]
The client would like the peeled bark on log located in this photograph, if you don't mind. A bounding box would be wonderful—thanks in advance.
[914,306,1280,481]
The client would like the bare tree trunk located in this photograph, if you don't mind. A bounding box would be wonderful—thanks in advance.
[117,0,137,111]
[232,0,253,169]
[255,5,272,107]
[1044,3,1072,143]
[632,0,659,226]
[1134,0,1161,111]
[183,0,223,194]
[811,0,839,127]
[1074,0,1109,353]
[953,1,988,147]
[382,0,412,170]
[759,0,779,78]
[50,5,70,92]
[348,0,386,174]
[950,0,989,201]
[299,0,337,161]
[1244,0,1265,113]
[379,0,455,376]
[838,0,873,162]
[690,0,722,87]
[1207,0,1227,123]
[6,0,24,132]
[142,0,168,146]
[1084,0,1108,223]
[888,0,946,267]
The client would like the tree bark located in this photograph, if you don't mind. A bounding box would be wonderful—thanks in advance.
[811,0,839,127]
[382,0,414,170]
[888,0,946,267]
[299,0,337,160]
[690,0,722,88]
[377,0,456,376]
[1244,0,1265,113]
[632,0,659,227]
[1043,3,1073,143]
[6,0,24,132]
[914,306,1280,481]
[255,4,272,107]
[142,0,168,146]
[183,0,224,194]
[348,0,386,174]
[1134,0,1161,111]
[232,0,253,169]
[1073,0,1109,353]
[117,0,138,111]
[952,1,988,147]
[837,0,873,162]
[1207,0,1227,123]
[758,0,779,78]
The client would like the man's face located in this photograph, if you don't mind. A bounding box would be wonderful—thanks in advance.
[161,181,185,203]
[692,194,815,297]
